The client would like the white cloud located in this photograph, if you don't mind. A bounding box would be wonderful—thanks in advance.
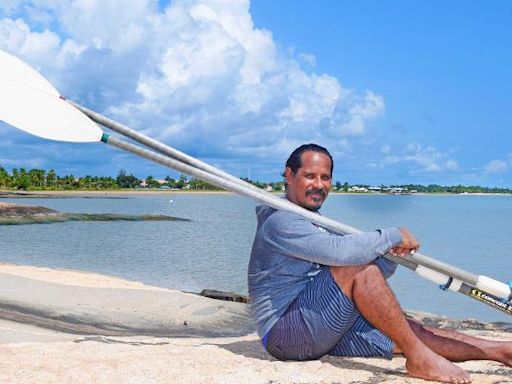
[445,159,458,171]
[379,142,459,173]
[0,1,24,14]
[0,0,385,163]
[0,156,43,169]
[483,159,508,174]
[298,53,316,67]
[0,17,85,69]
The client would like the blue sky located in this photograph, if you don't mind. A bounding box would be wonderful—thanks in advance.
[0,0,511,186]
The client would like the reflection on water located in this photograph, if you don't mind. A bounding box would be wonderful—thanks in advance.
[0,193,511,323]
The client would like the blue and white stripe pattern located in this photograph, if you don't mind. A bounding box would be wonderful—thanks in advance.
[265,267,393,361]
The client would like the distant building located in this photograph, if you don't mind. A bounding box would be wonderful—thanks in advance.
[389,187,410,195]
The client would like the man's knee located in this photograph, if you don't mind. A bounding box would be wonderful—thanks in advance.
[330,263,381,281]
[330,263,381,299]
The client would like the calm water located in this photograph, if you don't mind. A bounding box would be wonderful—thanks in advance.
[1,193,511,324]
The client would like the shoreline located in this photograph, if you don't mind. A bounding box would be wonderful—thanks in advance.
[1,261,510,331]
[1,189,511,197]
[0,189,234,196]
[0,262,173,291]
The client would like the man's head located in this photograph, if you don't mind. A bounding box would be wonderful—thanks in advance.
[284,144,333,211]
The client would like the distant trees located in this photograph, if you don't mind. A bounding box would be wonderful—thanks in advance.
[144,175,161,189]
[116,170,140,188]
[46,170,57,188]
[240,177,267,189]
[175,174,187,189]
[0,166,117,190]
[164,176,176,188]
[0,163,511,194]
[12,168,29,190]
[188,178,220,190]
[0,166,9,188]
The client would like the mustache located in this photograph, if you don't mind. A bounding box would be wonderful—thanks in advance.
[305,188,327,197]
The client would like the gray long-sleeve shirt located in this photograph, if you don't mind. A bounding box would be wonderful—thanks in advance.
[248,204,403,339]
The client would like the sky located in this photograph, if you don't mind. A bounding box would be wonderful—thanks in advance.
[0,0,511,186]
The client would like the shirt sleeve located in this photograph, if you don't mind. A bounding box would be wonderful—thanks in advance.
[262,211,403,267]
[373,256,399,279]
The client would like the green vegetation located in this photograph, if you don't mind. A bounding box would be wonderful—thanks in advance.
[0,166,118,190]
[340,183,512,194]
[240,178,285,191]
[0,165,511,194]
[0,166,223,191]
[393,184,512,194]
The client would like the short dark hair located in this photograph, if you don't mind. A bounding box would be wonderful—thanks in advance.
[284,143,333,176]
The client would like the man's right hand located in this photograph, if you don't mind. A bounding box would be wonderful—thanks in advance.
[390,228,420,257]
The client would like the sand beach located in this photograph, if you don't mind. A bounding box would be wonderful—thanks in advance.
[0,262,510,383]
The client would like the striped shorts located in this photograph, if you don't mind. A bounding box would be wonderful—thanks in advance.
[266,266,393,361]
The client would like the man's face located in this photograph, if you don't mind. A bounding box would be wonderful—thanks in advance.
[285,151,332,211]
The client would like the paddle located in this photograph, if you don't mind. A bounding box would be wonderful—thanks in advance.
[1,49,510,316]
[70,101,512,316]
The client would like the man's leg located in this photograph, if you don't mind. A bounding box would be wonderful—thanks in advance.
[405,319,512,366]
[331,264,471,384]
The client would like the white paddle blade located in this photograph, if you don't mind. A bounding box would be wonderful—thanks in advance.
[0,79,103,143]
[0,49,59,97]
[0,52,103,143]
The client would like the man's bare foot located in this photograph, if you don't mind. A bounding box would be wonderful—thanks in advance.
[405,346,471,383]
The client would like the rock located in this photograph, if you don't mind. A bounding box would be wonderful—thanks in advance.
[200,289,250,303]
[405,309,512,332]
[0,202,189,224]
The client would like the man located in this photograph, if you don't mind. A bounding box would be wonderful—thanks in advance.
[248,143,511,383]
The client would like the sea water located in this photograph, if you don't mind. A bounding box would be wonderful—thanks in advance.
[0,193,511,323]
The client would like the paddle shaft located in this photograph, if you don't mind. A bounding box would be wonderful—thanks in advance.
[74,98,488,289]
[104,134,362,235]
[387,254,512,316]
[2,48,510,313]
[67,100,264,193]
[102,133,511,300]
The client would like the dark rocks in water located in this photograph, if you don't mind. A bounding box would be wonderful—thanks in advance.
[0,202,56,216]
[0,203,61,224]
[200,289,250,304]
[405,309,512,333]
[62,213,189,222]
[0,202,189,225]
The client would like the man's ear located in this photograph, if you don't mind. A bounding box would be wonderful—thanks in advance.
[284,167,294,185]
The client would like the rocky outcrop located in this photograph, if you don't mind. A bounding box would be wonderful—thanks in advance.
[200,289,250,303]
[0,202,189,224]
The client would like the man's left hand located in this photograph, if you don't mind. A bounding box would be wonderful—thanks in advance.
[390,228,420,257]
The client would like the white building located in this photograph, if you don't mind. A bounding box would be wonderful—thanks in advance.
[349,186,368,193]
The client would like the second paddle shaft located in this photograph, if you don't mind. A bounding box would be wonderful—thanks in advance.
[73,99,483,287]
[101,133,512,301]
